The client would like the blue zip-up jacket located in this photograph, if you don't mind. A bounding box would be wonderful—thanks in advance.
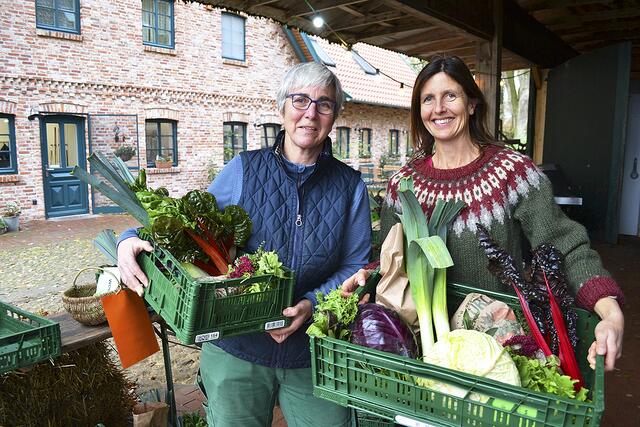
[119,133,371,367]
[210,133,370,368]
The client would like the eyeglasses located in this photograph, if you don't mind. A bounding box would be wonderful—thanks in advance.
[422,91,464,106]
[287,93,336,115]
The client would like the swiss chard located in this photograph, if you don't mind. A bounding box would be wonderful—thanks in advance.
[73,154,251,272]
[531,244,579,352]
[476,224,552,356]
[477,225,584,389]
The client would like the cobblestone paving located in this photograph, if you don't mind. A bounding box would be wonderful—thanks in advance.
[0,214,200,392]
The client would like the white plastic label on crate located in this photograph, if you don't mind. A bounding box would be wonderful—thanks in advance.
[195,331,220,342]
[394,415,437,427]
[264,320,286,330]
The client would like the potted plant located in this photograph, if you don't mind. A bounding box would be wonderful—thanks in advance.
[114,145,136,162]
[155,155,173,169]
[0,217,7,235]
[3,201,21,232]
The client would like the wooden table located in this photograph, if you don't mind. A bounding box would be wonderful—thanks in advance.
[48,312,112,353]
[47,312,178,426]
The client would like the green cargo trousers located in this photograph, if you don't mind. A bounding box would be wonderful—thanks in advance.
[199,343,351,427]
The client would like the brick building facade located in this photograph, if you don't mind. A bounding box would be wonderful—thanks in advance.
[1,1,413,222]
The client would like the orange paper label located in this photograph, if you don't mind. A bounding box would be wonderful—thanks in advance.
[101,289,159,368]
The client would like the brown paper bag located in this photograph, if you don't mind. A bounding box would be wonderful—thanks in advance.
[375,223,419,332]
[132,402,169,427]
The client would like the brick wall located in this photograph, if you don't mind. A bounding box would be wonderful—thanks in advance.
[0,0,410,222]
[336,102,411,169]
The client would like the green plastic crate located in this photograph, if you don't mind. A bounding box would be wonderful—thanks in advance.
[137,233,295,345]
[311,283,604,427]
[0,301,61,375]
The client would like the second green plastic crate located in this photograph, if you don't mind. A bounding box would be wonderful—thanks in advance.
[311,283,604,427]
[137,235,295,344]
[0,301,61,375]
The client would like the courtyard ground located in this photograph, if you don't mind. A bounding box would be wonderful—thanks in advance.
[1,214,637,426]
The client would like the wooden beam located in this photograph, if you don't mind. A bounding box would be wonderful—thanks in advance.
[247,0,279,9]
[331,11,406,32]
[383,0,576,67]
[380,24,452,50]
[519,0,610,13]
[404,36,471,56]
[289,0,368,18]
[546,7,640,27]
[337,5,364,17]
[532,68,549,164]
[475,0,502,138]
[531,66,543,90]
[384,0,492,40]
[502,0,578,68]
[354,19,430,42]
[437,45,477,57]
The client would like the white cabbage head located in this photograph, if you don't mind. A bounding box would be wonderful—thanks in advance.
[417,329,520,400]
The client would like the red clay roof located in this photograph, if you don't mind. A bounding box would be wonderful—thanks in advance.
[309,35,417,109]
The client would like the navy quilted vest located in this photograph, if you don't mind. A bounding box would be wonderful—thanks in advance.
[213,133,361,368]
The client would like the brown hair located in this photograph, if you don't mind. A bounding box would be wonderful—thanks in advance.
[410,55,498,158]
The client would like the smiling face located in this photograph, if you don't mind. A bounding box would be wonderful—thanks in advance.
[282,85,336,164]
[420,72,475,146]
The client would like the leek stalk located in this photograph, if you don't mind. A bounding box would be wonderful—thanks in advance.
[427,199,465,340]
[397,178,461,356]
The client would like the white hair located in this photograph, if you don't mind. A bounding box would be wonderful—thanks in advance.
[276,62,344,117]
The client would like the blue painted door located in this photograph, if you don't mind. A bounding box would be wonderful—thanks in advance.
[40,116,89,217]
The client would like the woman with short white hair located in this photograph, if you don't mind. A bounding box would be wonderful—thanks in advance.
[117,62,371,426]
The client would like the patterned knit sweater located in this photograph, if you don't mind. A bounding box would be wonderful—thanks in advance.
[381,144,624,311]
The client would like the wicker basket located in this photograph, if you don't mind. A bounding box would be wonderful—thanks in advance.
[62,267,118,326]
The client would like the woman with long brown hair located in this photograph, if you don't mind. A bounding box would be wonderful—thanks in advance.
[344,55,624,372]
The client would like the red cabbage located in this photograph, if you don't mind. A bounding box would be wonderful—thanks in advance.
[351,303,418,358]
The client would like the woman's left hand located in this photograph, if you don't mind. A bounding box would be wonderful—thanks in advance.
[268,299,313,344]
[587,297,624,371]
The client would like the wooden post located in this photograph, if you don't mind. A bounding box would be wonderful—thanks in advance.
[475,0,503,138]
[532,67,549,164]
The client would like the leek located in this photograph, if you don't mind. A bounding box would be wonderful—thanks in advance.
[93,229,118,264]
[397,177,462,356]
[427,199,465,340]
[72,153,151,228]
